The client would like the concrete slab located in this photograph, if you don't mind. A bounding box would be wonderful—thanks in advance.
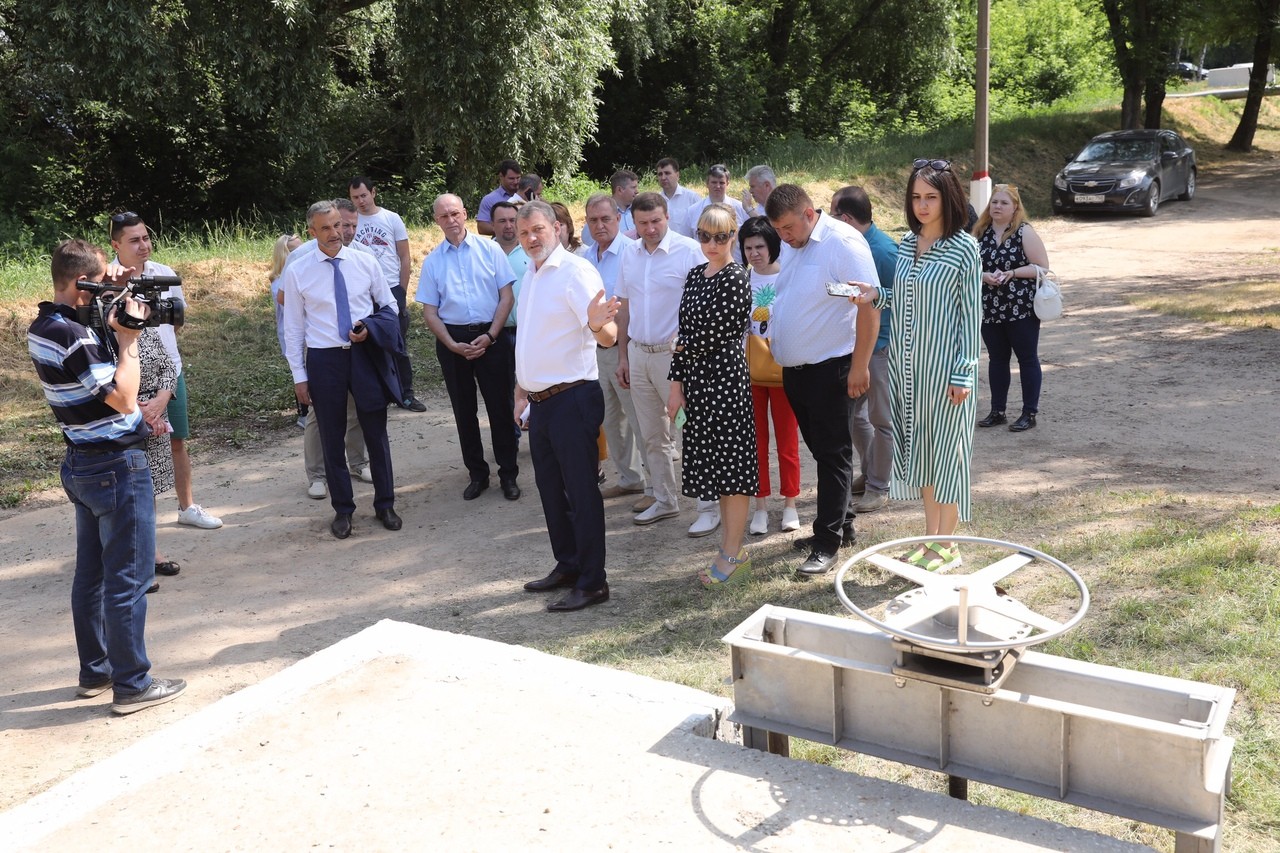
[0,620,1152,852]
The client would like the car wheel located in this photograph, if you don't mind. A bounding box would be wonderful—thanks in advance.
[1142,181,1160,217]
[1179,168,1196,201]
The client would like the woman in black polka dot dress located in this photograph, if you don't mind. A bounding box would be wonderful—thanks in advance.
[667,204,759,586]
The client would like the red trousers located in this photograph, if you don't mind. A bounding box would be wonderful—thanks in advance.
[751,383,800,498]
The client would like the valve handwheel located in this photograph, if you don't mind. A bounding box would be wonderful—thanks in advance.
[834,535,1089,653]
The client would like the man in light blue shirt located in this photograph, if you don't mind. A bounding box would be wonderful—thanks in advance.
[579,193,644,499]
[417,193,520,501]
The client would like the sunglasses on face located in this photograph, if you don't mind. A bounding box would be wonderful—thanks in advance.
[912,159,951,173]
[696,230,734,245]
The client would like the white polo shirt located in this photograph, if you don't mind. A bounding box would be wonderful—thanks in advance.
[515,245,604,393]
[282,244,395,383]
[769,212,880,367]
[614,228,703,346]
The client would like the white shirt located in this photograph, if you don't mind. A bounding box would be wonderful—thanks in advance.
[354,207,409,289]
[282,244,396,383]
[283,238,374,272]
[614,229,703,346]
[769,212,880,367]
[684,196,750,234]
[662,185,704,237]
[515,245,604,393]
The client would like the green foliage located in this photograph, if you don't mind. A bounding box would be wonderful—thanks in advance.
[393,0,620,202]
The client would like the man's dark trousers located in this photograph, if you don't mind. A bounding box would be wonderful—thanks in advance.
[783,355,855,554]
[529,382,606,591]
[308,346,394,515]
[438,324,518,484]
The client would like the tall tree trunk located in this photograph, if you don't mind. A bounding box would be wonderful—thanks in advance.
[1227,0,1280,152]
[1121,78,1145,128]
[1144,76,1167,127]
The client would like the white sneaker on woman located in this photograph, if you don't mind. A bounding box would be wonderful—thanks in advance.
[749,509,769,535]
[780,506,801,532]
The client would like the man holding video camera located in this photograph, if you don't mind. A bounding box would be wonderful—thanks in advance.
[28,239,187,714]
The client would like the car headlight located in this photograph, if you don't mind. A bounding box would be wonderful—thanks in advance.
[1054,174,1068,190]
[1117,171,1146,189]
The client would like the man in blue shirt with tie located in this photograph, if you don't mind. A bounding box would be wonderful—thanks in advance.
[282,200,401,539]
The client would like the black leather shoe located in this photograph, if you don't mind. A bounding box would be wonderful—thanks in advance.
[501,480,521,501]
[155,560,181,576]
[547,584,610,611]
[463,479,489,500]
[978,410,1006,427]
[376,508,403,531]
[331,513,353,539]
[146,581,160,594]
[1009,412,1037,432]
[791,528,855,552]
[797,550,839,576]
[524,570,578,592]
[402,395,427,413]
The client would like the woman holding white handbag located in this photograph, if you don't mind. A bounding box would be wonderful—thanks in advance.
[972,184,1050,432]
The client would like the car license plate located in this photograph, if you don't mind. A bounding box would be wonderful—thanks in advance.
[1074,193,1105,203]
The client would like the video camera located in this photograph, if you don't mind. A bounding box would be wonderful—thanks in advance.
[75,275,186,335]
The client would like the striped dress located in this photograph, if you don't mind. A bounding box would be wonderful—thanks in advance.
[875,231,982,519]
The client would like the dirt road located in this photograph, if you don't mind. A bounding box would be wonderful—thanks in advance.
[2,159,1278,812]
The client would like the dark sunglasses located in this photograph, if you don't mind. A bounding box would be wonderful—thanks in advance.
[912,159,951,173]
[696,229,734,245]
[110,211,141,224]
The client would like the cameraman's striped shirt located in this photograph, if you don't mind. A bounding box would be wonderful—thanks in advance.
[28,302,149,449]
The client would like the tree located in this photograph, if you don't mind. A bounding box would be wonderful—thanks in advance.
[0,0,645,236]
[1099,0,1188,128]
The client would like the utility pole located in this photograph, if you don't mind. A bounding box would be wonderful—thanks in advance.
[972,0,992,216]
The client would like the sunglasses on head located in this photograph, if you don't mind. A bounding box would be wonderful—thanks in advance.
[110,211,140,224]
[696,229,734,245]
[912,159,951,173]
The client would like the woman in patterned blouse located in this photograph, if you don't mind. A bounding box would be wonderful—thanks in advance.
[972,184,1050,432]
[852,159,981,571]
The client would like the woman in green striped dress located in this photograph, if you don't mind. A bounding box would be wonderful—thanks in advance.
[853,159,981,570]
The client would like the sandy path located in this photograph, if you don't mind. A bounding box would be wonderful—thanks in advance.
[2,160,1278,811]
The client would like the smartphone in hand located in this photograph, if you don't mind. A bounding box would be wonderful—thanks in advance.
[825,281,862,298]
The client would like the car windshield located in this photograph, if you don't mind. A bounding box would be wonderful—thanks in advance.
[1077,139,1157,162]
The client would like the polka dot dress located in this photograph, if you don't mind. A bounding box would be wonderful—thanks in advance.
[669,261,759,501]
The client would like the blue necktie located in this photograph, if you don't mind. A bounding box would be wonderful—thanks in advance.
[327,257,352,340]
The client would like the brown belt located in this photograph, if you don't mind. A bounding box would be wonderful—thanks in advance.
[527,379,588,403]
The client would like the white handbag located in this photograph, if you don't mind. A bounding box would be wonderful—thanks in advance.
[1033,265,1063,321]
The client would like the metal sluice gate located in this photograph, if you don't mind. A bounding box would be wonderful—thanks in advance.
[722,536,1235,853]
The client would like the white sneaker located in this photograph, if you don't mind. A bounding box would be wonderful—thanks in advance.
[780,506,801,532]
[749,509,769,535]
[353,467,374,483]
[634,501,679,525]
[177,504,222,529]
[307,480,327,499]
[296,416,307,429]
[688,508,721,538]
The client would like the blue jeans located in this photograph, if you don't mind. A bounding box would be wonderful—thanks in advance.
[61,446,155,694]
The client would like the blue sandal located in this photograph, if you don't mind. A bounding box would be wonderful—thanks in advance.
[700,548,753,588]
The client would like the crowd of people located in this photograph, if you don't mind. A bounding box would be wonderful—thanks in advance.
[29,156,1052,713]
